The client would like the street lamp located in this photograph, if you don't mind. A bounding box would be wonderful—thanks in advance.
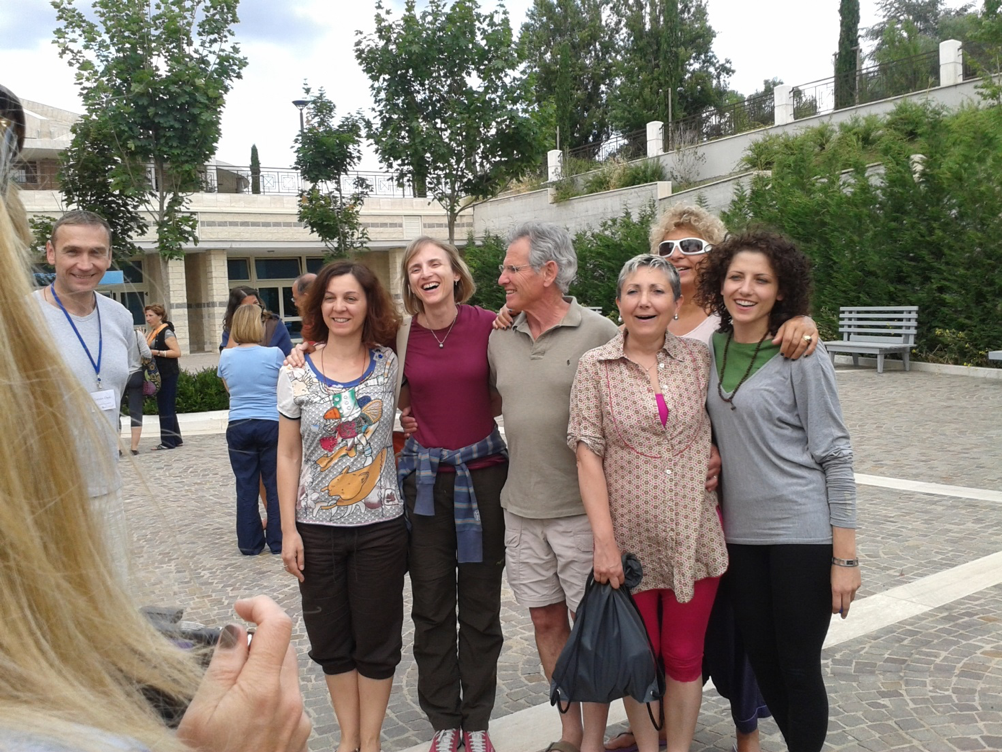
[292,99,309,133]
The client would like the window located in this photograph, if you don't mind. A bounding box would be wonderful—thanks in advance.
[120,259,144,284]
[228,258,250,280]
[255,258,301,280]
[306,257,325,274]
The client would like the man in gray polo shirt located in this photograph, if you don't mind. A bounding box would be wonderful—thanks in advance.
[33,210,137,582]
[488,222,619,752]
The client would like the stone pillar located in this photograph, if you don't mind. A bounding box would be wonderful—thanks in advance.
[183,248,228,352]
[774,85,794,126]
[547,149,562,182]
[940,39,963,87]
[387,246,406,309]
[647,121,664,158]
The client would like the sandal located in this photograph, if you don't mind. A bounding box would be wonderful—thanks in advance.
[604,733,638,752]
[544,742,580,752]
[152,444,173,451]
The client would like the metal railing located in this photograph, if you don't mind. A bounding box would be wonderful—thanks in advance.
[666,92,775,148]
[790,50,940,120]
[962,42,1000,81]
[199,165,414,198]
[564,127,648,165]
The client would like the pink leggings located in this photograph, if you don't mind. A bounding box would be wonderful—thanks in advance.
[632,577,720,683]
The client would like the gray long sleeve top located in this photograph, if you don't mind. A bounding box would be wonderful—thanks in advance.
[707,341,857,545]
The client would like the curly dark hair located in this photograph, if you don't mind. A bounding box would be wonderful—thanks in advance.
[694,230,813,336]
[301,261,401,347]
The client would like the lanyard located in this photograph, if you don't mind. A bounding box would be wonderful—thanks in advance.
[50,284,103,388]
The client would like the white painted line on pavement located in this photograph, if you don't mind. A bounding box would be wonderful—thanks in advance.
[855,473,1002,504]
[825,549,1002,647]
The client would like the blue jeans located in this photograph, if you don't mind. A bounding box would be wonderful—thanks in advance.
[226,419,281,555]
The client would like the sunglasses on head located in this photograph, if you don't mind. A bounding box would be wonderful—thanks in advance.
[658,238,712,256]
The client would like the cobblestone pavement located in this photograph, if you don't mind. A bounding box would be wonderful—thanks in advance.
[122,368,1002,751]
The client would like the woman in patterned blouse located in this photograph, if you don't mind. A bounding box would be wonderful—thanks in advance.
[276,260,404,752]
[568,254,728,752]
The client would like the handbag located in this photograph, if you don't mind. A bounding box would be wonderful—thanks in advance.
[139,331,162,396]
[550,553,665,724]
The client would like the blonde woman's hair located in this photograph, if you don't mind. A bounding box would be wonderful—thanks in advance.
[0,164,200,750]
[399,236,476,316]
[230,302,264,344]
[648,203,727,253]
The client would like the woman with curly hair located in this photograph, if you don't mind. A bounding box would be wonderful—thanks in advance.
[277,260,405,752]
[696,230,861,752]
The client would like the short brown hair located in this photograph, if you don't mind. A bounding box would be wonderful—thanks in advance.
[144,303,166,320]
[301,261,401,347]
[230,303,263,345]
[50,209,113,248]
[399,236,476,316]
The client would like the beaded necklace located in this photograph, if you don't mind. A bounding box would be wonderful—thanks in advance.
[716,331,769,410]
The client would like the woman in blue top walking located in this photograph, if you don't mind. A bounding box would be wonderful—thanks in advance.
[218,304,285,555]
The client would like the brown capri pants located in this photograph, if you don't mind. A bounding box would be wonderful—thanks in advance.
[297,516,408,679]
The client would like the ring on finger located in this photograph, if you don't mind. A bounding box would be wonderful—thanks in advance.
[803,334,813,342]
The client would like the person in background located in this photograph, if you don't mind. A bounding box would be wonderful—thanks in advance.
[145,304,182,451]
[1,82,311,752]
[277,260,405,752]
[221,285,294,355]
[698,231,860,752]
[292,272,317,314]
[124,329,152,455]
[569,255,728,752]
[218,304,285,556]
[395,237,508,752]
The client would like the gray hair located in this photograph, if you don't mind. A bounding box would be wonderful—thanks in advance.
[616,254,682,300]
[507,221,577,293]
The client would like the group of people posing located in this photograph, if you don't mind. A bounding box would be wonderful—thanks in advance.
[265,204,860,752]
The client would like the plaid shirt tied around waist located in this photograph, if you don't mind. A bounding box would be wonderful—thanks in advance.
[397,425,507,563]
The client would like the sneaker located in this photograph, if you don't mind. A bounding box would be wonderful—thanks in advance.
[463,730,495,752]
[429,729,461,752]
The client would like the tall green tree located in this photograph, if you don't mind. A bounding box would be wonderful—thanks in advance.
[293,86,370,258]
[355,0,541,243]
[608,0,733,134]
[52,0,246,259]
[835,0,861,109]
[250,143,261,194]
[519,0,614,151]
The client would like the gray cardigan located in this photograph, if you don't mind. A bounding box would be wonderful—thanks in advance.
[707,341,857,545]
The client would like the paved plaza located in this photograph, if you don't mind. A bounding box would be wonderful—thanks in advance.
[123,365,1002,752]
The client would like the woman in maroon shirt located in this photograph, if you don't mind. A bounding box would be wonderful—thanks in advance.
[396,237,508,752]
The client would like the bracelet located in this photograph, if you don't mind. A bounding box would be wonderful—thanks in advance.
[832,556,859,567]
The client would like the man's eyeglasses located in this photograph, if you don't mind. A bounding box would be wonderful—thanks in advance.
[658,238,712,257]
[498,263,533,275]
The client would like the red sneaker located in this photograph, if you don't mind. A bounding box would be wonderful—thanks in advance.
[463,730,495,752]
[429,729,461,752]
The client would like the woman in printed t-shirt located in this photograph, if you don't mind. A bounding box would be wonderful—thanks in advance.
[276,260,404,752]
[395,237,508,752]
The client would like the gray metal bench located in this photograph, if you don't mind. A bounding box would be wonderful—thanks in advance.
[825,306,918,374]
[990,351,1002,362]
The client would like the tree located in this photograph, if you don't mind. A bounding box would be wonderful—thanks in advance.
[608,0,733,134]
[519,0,615,151]
[835,0,861,109]
[970,0,1002,105]
[293,86,370,258]
[250,144,261,195]
[52,0,247,259]
[355,0,541,243]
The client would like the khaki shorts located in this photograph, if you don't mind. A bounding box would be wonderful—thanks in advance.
[503,509,593,612]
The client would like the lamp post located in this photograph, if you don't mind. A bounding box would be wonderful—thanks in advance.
[292,99,309,134]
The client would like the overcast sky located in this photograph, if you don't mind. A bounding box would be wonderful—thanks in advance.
[0,0,973,170]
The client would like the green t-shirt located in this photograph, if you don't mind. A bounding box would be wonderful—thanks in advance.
[712,332,781,391]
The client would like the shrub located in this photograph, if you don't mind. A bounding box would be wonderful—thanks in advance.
[139,367,230,415]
